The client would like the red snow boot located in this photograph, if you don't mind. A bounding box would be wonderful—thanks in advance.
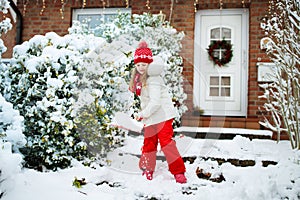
[174,173,187,184]
[142,170,153,180]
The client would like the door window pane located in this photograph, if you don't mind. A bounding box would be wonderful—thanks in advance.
[210,87,219,96]
[210,27,232,40]
[221,77,230,85]
[210,76,219,85]
[209,76,231,97]
[221,88,231,96]
[211,28,220,39]
[222,28,231,39]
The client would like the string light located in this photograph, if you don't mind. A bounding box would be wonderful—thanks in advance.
[158,10,166,22]
[102,0,106,8]
[194,0,198,13]
[60,0,65,20]
[22,0,28,16]
[242,0,245,8]
[169,0,174,22]
[82,0,86,8]
[125,0,129,8]
[146,0,150,10]
[268,0,272,16]
[40,0,46,15]
[19,0,255,20]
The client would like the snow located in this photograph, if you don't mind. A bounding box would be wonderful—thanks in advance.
[2,133,300,200]
[0,5,299,199]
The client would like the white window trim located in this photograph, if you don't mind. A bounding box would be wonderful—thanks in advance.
[72,7,131,27]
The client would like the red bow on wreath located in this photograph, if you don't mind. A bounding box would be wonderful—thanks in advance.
[207,40,233,67]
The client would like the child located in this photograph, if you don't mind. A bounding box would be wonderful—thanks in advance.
[129,41,187,184]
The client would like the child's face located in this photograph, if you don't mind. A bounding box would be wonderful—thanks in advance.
[135,62,148,75]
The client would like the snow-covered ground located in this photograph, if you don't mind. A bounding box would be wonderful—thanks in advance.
[2,130,300,200]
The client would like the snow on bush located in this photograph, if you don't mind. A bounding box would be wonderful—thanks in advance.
[260,0,300,149]
[0,1,25,198]
[0,29,131,170]
[0,95,26,199]
[0,0,9,11]
[0,95,25,149]
[73,27,133,162]
[0,0,12,57]
[0,28,133,170]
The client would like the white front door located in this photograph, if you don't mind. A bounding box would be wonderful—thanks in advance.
[194,9,249,116]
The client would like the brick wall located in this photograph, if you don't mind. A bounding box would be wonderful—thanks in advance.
[248,0,270,118]
[1,0,277,133]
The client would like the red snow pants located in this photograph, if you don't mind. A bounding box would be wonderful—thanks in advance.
[139,119,186,175]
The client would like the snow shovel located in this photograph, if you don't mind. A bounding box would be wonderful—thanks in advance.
[112,112,144,133]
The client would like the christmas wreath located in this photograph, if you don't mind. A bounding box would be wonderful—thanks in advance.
[207,40,233,67]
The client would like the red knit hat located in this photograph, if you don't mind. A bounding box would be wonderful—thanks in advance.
[134,41,153,64]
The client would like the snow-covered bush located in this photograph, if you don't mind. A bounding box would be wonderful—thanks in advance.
[260,0,300,149]
[0,29,132,169]
[0,0,10,94]
[0,95,26,199]
[90,12,188,126]
[73,36,132,161]
[0,95,25,149]
[0,1,25,198]
[0,32,94,170]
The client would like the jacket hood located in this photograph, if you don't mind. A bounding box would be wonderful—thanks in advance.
[147,56,165,76]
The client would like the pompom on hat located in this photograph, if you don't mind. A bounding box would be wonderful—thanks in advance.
[134,40,153,64]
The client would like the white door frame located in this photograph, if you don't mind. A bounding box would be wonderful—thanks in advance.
[193,9,249,116]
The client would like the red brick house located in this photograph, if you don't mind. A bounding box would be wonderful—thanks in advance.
[2,0,277,137]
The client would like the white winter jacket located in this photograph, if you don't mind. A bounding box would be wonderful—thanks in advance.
[139,57,179,126]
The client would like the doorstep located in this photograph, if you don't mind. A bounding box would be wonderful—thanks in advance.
[174,126,272,140]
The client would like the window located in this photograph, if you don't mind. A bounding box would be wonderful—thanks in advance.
[72,8,131,29]
[210,27,232,61]
[210,27,231,41]
[209,76,231,97]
